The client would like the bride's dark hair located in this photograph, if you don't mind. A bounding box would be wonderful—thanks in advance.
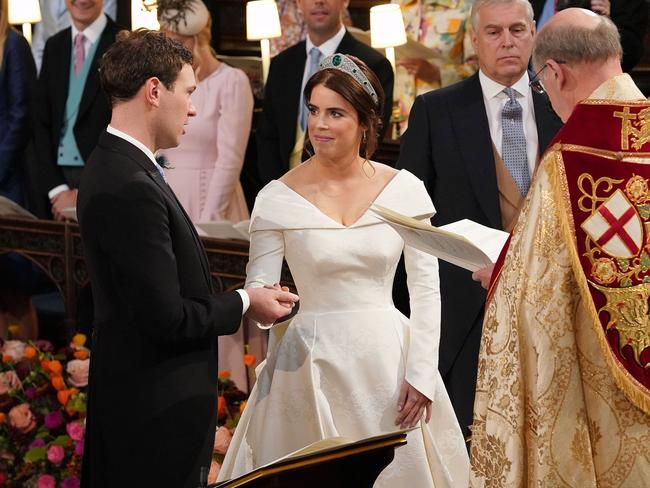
[303,55,385,160]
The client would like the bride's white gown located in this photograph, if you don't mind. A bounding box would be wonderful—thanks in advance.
[218,170,469,486]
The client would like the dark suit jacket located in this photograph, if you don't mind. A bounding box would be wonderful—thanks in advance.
[530,0,648,72]
[255,30,394,188]
[78,132,243,488]
[32,16,121,199]
[397,72,562,431]
[0,30,36,205]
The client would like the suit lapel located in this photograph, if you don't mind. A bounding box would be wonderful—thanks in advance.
[281,43,307,141]
[449,74,501,229]
[78,17,117,120]
[53,30,72,131]
[100,132,214,292]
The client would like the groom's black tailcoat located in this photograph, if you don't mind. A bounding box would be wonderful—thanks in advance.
[78,131,243,488]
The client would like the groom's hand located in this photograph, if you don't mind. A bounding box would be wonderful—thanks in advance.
[245,287,299,324]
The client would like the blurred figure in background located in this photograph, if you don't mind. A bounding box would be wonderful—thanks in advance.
[394,0,478,130]
[0,0,36,206]
[31,0,116,72]
[0,0,38,340]
[158,0,252,224]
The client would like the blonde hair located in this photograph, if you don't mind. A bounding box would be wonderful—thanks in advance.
[0,0,10,68]
[191,16,217,80]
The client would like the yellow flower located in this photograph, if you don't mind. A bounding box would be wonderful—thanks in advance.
[72,334,87,347]
[239,401,247,413]
[591,258,617,285]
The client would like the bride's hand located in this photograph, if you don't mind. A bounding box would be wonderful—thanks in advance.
[395,380,432,429]
[264,283,293,308]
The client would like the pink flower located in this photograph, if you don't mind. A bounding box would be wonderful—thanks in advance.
[1,340,25,361]
[8,403,36,433]
[74,438,85,457]
[46,445,65,464]
[208,460,221,484]
[37,474,56,488]
[61,477,80,488]
[0,370,21,395]
[66,421,84,441]
[66,359,89,388]
[213,426,233,454]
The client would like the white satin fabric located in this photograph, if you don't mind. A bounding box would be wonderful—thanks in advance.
[218,170,469,486]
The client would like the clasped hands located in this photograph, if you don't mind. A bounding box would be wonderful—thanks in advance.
[51,189,77,222]
[244,283,299,325]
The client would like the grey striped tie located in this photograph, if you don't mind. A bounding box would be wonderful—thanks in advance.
[501,87,530,196]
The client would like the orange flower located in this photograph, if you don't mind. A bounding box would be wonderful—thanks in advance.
[51,375,65,391]
[2,355,12,363]
[73,350,89,360]
[48,360,63,375]
[57,389,72,406]
[41,359,50,370]
[217,396,226,417]
[24,346,37,359]
[72,334,87,347]
[218,370,231,380]
[239,401,247,413]
[0,413,5,424]
[243,353,256,367]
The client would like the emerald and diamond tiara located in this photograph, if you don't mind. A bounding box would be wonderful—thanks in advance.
[319,53,379,105]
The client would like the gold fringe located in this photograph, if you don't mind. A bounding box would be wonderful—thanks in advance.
[552,149,650,415]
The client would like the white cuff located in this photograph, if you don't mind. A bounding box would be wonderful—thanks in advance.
[236,289,250,315]
[48,184,70,201]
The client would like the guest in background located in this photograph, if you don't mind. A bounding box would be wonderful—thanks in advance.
[0,0,36,206]
[394,0,478,130]
[32,0,121,220]
[158,0,252,224]
[31,0,116,72]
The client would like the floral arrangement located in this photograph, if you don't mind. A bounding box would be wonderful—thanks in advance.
[0,334,90,488]
[208,346,258,482]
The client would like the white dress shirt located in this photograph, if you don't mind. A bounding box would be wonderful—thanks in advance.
[105,125,251,314]
[478,70,539,175]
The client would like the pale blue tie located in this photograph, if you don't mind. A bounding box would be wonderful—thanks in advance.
[299,47,323,131]
[501,87,530,196]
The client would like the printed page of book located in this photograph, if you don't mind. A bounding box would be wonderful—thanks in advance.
[0,196,36,219]
[195,220,250,241]
[372,205,508,272]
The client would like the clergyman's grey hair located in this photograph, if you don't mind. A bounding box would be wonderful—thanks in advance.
[533,15,622,69]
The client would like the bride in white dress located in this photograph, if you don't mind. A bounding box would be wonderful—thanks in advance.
[218,54,468,486]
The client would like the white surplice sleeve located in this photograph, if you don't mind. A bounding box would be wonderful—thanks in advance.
[402,183,440,402]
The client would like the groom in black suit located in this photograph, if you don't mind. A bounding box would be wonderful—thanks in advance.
[254,0,394,191]
[78,30,298,488]
[397,0,563,438]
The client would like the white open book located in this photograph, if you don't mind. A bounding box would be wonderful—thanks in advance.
[194,220,250,241]
[0,196,36,219]
[61,207,77,221]
[372,205,509,272]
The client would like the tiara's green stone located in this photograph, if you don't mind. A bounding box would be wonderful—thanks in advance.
[332,55,342,66]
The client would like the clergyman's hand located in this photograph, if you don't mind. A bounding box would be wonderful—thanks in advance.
[394,380,432,429]
[245,287,299,325]
[471,264,495,290]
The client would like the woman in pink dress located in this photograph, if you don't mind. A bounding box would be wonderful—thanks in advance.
[158,0,255,391]
[158,0,252,223]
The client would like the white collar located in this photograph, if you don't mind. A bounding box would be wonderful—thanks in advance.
[106,125,161,170]
[478,69,530,99]
[71,13,107,45]
[305,25,346,57]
